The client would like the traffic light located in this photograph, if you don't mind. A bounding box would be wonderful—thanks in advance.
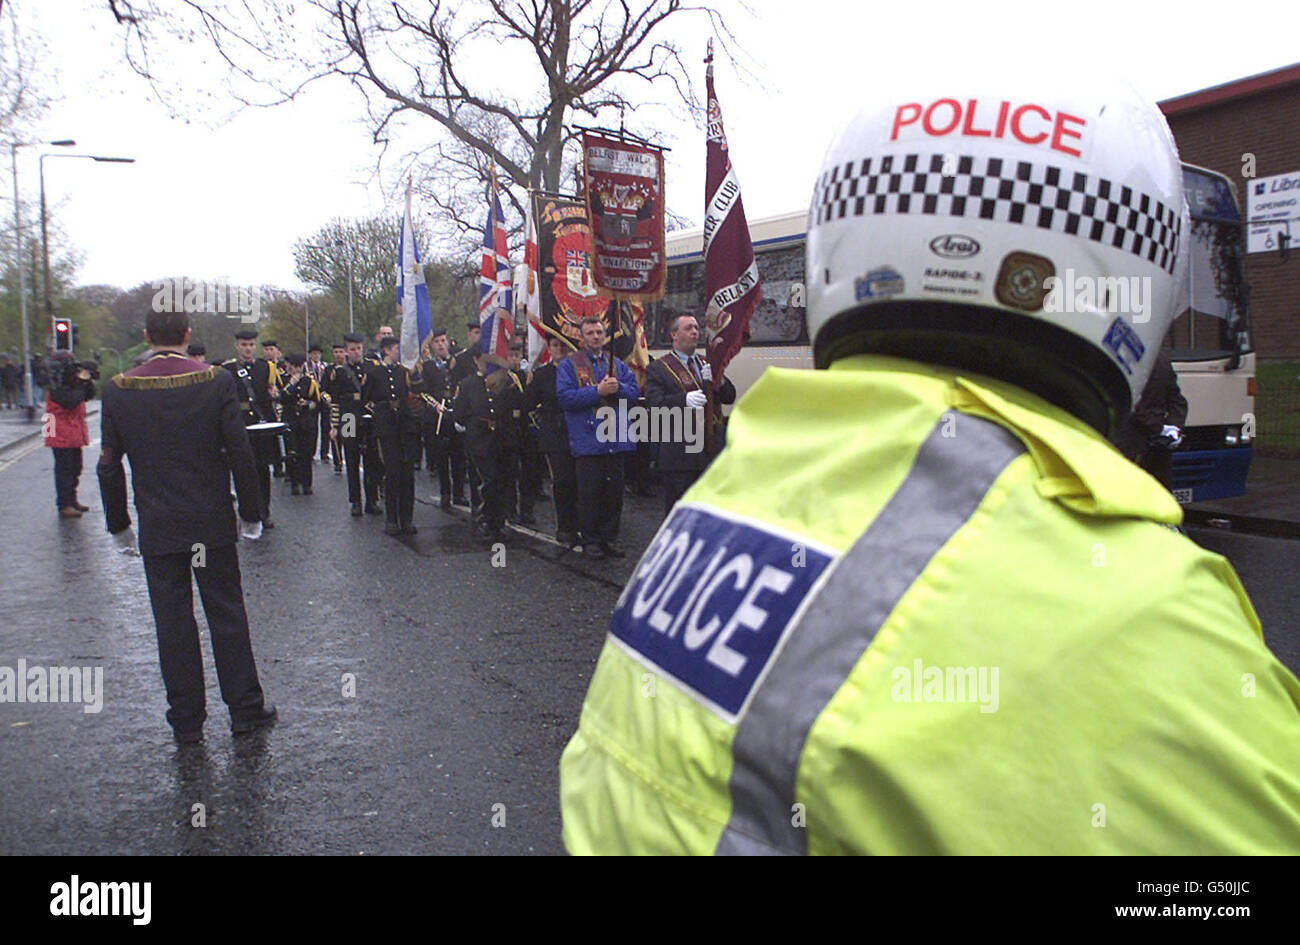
[53,318,73,353]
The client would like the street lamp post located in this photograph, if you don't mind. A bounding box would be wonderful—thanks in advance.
[7,138,75,420]
[39,152,135,340]
[306,240,354,333]
[344,241,354,334]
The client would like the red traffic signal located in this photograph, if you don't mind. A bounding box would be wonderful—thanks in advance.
[54,318,73,353]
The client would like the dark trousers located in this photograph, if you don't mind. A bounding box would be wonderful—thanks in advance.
[575,453,625,546]
[319,409,332,461]
[544,448,579,535]
[142,543,265,733]
[341,421,380,506]
[290,421,317,489]
[242,425,274,517]
[378,426,419,525]
[660,468,700,517]
[1139,446,1175,492]
[451,431,474,504]
[468,436,507,531]
[519,439,544,515]
[423,419,454,495]
[52,446,83,510]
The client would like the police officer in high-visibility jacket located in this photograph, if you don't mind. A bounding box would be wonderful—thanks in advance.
[559,67,1300,854]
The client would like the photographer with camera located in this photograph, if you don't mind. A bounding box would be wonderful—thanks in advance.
[42,353,98,519]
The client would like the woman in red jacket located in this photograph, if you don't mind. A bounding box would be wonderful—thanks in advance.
[43,358,96,518]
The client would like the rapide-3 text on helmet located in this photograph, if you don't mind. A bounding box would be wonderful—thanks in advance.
[805,65,1190,437]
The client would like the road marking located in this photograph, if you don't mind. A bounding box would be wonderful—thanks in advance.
[0,436,99,474]
[0,440,44,473]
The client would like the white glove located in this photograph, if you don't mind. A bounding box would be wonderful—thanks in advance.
[240,519,264,541]
[519,358,529,371]
[1161,424,1183,446]
[685,390,707,409]
[454,422,466,433]
[111,527,140,557]
[698,362,713,384]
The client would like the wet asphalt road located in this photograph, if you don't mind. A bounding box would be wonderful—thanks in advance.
[0,435,662,855]
[2,433,1297,856]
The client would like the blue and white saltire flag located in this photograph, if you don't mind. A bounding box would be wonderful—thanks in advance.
[398,184,432,368]
[479,177,513,359]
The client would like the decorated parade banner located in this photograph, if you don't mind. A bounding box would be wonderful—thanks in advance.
[702,40,761,386]
[580,131,667,302]
[530,192,607,349]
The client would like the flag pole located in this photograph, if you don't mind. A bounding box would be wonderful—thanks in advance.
[703,38,717,454]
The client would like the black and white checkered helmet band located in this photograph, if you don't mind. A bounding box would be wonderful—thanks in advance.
[812,154,1182,275]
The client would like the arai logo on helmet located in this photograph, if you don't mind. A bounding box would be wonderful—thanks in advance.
[929,234,980,259]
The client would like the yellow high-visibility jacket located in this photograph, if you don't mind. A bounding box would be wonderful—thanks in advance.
[560,354,1300,854]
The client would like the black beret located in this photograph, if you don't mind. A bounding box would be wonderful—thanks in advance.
[342,332,364,344]
[234,329,259,340]
[431,328,448,338]
[284,353,306,367]
[260,339,278,348]
[466,321,481,331]
[308,343,322,352]
[379,336,400,349]
[331,342,345,350]
[187,342,206,356]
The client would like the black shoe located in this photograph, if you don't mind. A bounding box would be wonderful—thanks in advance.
[173,727,204,745]
[365,503,382,515]
[351,503,363,517]
[556,530,580,547]
[601,543,626,558]
[413,463,421,471]
[453,495,467,506]
[262,518,275,529]
[440,497,452,510]
[291,483,301,496]
[302,486,313,495]
[384,522,402,536]
[401,523,418,535]
[334,467,343,475]
[231,703,277,735]
[583,543,606,559]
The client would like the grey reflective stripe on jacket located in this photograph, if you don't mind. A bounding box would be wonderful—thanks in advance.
[715,414,1026,855]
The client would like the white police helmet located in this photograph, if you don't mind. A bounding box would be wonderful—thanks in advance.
[806,63,1189,435]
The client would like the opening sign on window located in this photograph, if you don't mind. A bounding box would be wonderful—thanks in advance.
[1246,170,1300,254]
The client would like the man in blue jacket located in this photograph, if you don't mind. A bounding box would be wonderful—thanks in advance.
[556,316,640,558]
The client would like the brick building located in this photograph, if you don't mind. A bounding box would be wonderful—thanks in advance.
[1161,62,1300,362]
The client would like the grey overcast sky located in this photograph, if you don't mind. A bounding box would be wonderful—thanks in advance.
[21,0,1300,292]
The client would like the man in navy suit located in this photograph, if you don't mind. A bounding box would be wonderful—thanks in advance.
[98,308,276,744]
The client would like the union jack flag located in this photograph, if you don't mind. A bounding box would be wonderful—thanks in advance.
[479,182,513,358]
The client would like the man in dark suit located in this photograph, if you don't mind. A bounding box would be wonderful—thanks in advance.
[222,328,279,526]
[453,348,510,541]
[326,332,382,517]
[97,308,276,744]
[643,313,736,516]
[1113,347,1189,492]
[363,336,423,535]
[448,321,483,511]
[526,335,580,546]
[416,329,456,507]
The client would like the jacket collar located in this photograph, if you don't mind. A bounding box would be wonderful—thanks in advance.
[830,355,1181,524]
